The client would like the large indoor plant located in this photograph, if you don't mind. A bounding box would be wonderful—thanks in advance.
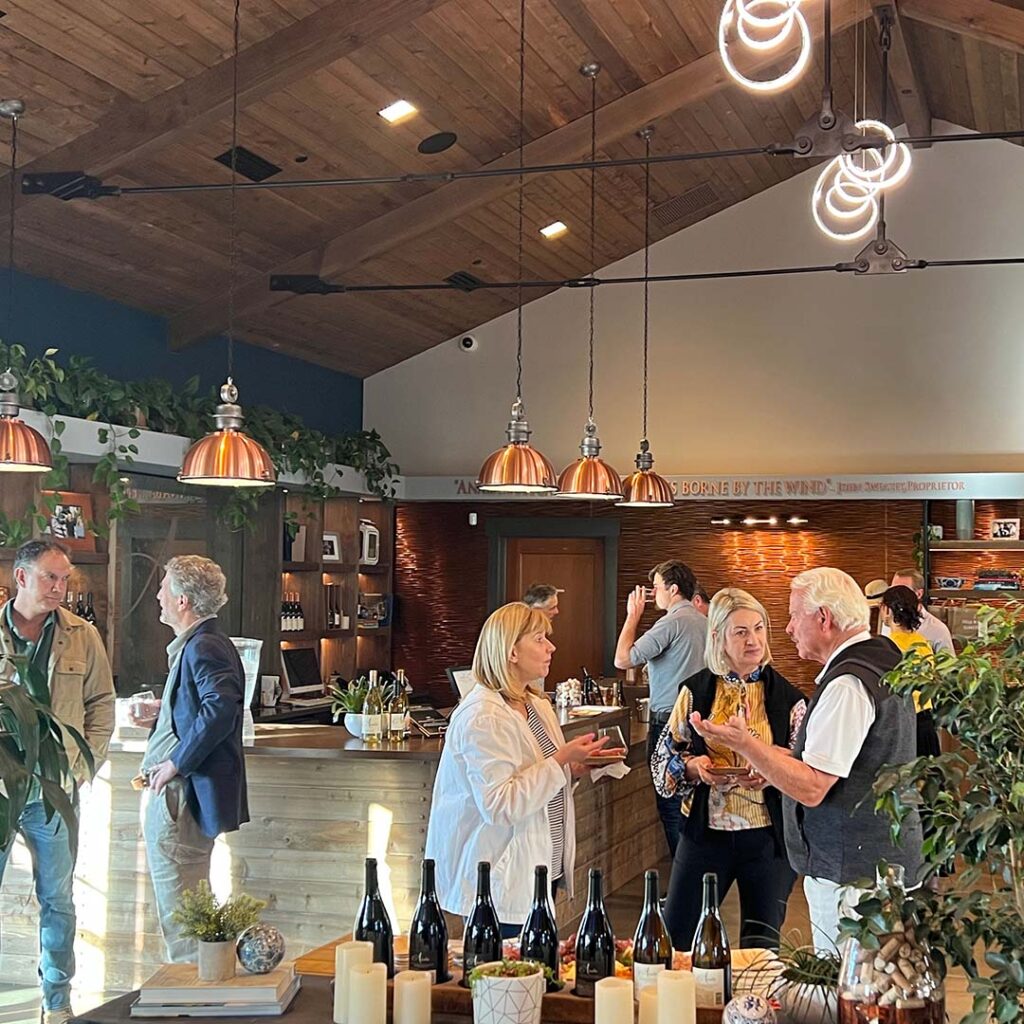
[856,605,1024,1024]
[0,656,93,855]
[172,880,266,981]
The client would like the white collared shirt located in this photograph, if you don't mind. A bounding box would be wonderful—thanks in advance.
[801,630,877,779]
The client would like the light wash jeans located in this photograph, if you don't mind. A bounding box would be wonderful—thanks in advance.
[0,800,77,1010]
[142,780,215,963]
[803,876,867,953]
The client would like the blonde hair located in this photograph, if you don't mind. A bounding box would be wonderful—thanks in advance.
[705,588,773,676]
[791,567,870,632]
[472,602,551,696]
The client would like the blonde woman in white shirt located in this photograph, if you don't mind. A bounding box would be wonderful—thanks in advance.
[426,602,609,933]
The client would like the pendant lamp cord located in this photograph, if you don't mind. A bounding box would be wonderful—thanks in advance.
[6,112,17,345]
[877,13,891,236]
[587,70,597,423]
[515,0,525,403]
[642,130,651,443]
[227,0,241,382]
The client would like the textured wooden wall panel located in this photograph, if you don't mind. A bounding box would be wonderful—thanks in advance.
[395,500,922,701]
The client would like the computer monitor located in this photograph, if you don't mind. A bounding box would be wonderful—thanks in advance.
[281,647,323,696]
[445,665,477,701]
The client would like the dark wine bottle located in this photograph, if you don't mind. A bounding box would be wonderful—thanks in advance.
[519,865,559,985]
[83,592,98,626]
[462,861,502,987]
[75,592,86,618]
[573,868,614,998]
[632,869,673,998]
[691,872,731,1008]
[581,665,603,706]
[354,857,395,977]
[408,859,450,983]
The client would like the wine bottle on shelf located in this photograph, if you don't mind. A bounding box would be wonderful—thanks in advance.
[519,865,559,984]
[334,586,343,628]
[83,592,97,626]
[632,869,673,999]
[295,593,305,632]
[462,861,502,986]
[362,670,384,745]
[354,856,395,977]
[388,671,409,740]
[581,665,603,706]
[279,595,288,633]
[691,872,731,1008]
[408,858,450,983]
[573,868,615,998]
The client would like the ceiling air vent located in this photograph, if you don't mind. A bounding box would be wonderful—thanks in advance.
[445,270,486,292]
[652,182,720,227]
[214,146,282,183]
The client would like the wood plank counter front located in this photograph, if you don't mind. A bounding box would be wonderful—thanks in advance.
[0,707,661,999]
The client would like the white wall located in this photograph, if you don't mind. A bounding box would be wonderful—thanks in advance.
[365,123,1024,477]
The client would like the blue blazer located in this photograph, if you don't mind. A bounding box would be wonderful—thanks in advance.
[169,619,249,838]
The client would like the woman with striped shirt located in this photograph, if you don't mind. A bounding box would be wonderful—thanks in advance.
[426,602,609,933]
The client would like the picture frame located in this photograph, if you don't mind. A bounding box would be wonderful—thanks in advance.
[322,531,341,562]
[990,518,1020,540]
[41,491,96,552]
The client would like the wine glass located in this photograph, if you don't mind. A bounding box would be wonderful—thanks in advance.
[587,724,627,764]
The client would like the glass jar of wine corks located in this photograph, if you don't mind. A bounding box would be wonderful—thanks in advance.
[838,866,943,1024]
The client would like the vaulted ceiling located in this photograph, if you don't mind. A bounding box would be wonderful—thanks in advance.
[1,0,1023,377]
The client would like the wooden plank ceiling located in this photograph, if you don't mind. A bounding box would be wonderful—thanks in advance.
[0,0,1022,377]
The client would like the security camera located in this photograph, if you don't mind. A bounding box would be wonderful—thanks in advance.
[458,334,479,352]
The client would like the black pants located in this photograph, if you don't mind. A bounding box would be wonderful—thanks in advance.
[664,825,795,950]
[648,716,683,858]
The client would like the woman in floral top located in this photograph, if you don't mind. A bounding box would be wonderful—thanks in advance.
[652,588,806,949]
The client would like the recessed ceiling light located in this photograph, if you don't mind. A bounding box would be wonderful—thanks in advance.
[378,99,417,123]
[540,221,568,239]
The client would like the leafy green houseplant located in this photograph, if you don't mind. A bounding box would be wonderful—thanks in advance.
[855,605,1024,1024]
[330,677,369,737]
[740,937,840,1024]
[0,656,93,855]
[172,881,267,982]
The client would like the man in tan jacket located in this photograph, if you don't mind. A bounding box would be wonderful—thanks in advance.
[0,539,115,1024]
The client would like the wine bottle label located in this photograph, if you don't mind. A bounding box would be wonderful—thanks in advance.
[364,714,382,733]
[390,713,405,732]
[574,977,597,999]
[693,967,727,1007]
[632,962,666,999]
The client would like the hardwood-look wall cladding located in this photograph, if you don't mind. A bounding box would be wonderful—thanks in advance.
[394,500,921,701]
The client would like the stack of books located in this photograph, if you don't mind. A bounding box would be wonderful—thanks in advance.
[130,963,300,1017]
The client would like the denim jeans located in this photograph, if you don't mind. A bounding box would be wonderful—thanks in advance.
[648,717,683,858]
[0,800,77,1010]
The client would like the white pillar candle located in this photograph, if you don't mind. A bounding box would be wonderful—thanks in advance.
[394,970,432,1024]
[657,970,696,1024]
[595,976,634,1024]
[348,962,388,1024]
[333,940,374,1024]
[639,987,658,1024]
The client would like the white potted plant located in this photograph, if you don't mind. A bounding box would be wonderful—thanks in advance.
[468,960,550,1024]
[330,677,369,737]
[171,881,266,981]
[740,939,839,1024]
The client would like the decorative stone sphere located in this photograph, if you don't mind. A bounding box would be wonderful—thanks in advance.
[724,993,776,1024]
[235,924,285,974]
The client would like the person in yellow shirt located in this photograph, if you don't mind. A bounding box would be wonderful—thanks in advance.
[879,585,939,756]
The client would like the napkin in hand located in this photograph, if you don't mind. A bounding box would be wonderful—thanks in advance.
[589,761,631,782]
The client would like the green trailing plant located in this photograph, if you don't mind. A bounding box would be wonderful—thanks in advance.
[467,959,561,990]
[0,656,94,855]
[849,606,1024,1024]
[740,933,840,1024]
[330,677,369,717]
[0,341,399,534]
[171,880,266,943]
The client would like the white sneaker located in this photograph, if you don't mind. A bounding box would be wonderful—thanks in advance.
[43,1007,74,1024]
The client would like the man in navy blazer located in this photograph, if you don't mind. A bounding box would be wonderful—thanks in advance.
[135,555,249,962]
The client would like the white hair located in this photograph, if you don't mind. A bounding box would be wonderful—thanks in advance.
[164,555,228,618]
[791,567,870,632]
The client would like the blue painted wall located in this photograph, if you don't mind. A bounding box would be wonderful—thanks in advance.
[5,269,362,436]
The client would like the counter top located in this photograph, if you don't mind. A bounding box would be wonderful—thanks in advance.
[109,704,639,761]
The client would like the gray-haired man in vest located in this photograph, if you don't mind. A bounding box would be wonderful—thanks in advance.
[689,566,923,951]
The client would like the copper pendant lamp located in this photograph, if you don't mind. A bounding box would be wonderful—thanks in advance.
[0,99,52,474]
[476,0,556,494]
[178,1,275,489]
[618,128,674,509]
[556,64,622,501]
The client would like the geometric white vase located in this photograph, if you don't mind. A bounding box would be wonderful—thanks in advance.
[470,963,545,1024]
[197,939,237,982]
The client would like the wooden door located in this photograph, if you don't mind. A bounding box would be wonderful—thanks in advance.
[505,537,604,688]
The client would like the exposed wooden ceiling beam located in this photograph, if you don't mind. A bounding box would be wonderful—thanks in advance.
[0,0,450,212]
[169,0,866,351]
[900,0,1024,57]
[871,2,932,146]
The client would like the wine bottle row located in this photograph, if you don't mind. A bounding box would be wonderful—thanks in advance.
[360,669,409,745]
[65,590,98,626]
[353,855,731,1004]
[280,592,305,632]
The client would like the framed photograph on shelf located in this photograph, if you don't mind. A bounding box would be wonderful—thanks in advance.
[41,491,96,552]
[322,531,342,562]
[990,518,1021,540]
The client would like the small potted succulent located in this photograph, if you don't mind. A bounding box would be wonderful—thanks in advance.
[171,881,266,981]
[745,938,840,1024]
[468,959,551,1024]
[330,677,369,737]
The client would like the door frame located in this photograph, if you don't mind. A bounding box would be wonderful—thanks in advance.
[485,517,620,676]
